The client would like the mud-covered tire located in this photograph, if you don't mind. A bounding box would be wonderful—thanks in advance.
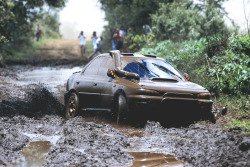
[201,109,216,123]
[65,92,79,119]
[113,93,129,125]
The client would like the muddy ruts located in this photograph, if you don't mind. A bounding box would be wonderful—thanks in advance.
[0,84,64,117]
[144,122,250,167]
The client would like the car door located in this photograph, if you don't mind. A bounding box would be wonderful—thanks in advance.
[74,57,102,108]
[95,55,115,108]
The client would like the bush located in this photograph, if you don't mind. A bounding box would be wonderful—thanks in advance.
[124,33,155,52]
[139,35,250,96]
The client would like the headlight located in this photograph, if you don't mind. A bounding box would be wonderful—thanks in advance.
[197,93,211,100]
[138,89,160,96]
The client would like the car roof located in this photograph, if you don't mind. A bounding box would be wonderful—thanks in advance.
[97,53,163,60]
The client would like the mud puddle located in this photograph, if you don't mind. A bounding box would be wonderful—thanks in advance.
[129,152,183,167]
[76,114,186,166]
[14,141,51,167]
[15,66,82,103]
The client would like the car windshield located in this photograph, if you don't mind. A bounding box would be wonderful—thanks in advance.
[121,57,185,81]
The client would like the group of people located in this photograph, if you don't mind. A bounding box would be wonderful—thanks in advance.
[78,26,139,60]
[78,31,103,60]
[111,26,135,51]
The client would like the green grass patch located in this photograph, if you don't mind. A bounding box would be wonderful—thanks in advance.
[213,94,249,114]
[86,40,93,54]
[227,119,250,130]
[3,37,59,62]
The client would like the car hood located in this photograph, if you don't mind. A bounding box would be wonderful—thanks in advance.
[138,79,209,94]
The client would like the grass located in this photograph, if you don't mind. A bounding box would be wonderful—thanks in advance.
[2,37,60,62]
[214,94,250,133]
[227,119,250,130]
[86,40,93,54]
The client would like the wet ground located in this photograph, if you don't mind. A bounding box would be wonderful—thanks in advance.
[0,65,249,167]
[0,40,249,166]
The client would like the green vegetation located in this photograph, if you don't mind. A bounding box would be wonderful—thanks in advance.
[100,0,250,129]
[0,0,66,64]
[3,37,56,62]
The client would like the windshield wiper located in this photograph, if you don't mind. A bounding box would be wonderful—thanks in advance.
[136,62,160,78]
[152,63,183,80]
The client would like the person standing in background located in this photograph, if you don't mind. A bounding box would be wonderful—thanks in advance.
[88,36,103,60]
[113,28,123,51]
[91,31,97,51]
[111,28,116,50]
[78,31,86,57]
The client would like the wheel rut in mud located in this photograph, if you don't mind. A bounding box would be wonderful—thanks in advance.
[0,61,249,166]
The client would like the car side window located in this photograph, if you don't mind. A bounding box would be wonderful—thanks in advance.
[83,57,102,76]
[97,56,113,76]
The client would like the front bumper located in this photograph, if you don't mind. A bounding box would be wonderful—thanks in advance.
[127,95,213,112]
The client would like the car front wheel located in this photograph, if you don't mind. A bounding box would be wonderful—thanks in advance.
[116,94,129,125]
[65,92,79,119]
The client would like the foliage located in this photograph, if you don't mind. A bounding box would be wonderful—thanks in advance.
[124,33,156,52]
[227,119,250,130]
[0,0,65,44]
[231,34,250,55]
[139,38,209,85]
[150,0,232,58]
[151,0,200,41]
[139,34,250,96]
[99,0,171,33]
[151,0,228,40]
[0,36,10,44]
[0,0,66,63]
[32,11,62,39]
[208,50,250,95]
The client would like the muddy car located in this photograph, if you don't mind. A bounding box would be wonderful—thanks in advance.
[65,50,215,124]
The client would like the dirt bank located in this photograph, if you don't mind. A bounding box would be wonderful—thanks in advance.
[4,39,90,66]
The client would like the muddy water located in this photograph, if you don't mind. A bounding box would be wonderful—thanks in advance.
[12,66,185,166]
[79,115,186,166]
[15,141,51,167]
[16,66,82,102]
[129,152,183,167]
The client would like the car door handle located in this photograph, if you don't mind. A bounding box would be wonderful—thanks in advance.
[76,81,80,84]
[93,83,97,86]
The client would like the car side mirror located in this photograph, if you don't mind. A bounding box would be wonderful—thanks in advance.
[183,73,190,81]
[107,68,115,78]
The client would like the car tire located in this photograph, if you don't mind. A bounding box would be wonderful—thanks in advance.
[115,93,129,125]
[201,108,216,123]
[65,92,79,119]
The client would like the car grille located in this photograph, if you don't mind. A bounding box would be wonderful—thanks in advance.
[163,92,194,99]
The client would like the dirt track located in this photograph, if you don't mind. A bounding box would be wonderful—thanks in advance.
[0,40,249,167]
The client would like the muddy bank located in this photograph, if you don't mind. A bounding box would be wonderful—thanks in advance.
[143,121,250,167]
[1,39,90,67]
[0,85,64,117]
[0,65,249,167]
[0,115,132,166]
[1,114,249,166]
[3,58,88,67]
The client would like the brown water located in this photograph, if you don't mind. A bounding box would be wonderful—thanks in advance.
[13,67,185,167]
[129,152,184,167]
[15,141,51,167]
[16,66,82,103]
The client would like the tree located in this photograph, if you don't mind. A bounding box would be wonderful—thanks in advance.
[151,0,231,57]
[0,0,66,44]
[99,0,171,33]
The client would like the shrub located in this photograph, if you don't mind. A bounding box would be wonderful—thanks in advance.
[139,35,250,96]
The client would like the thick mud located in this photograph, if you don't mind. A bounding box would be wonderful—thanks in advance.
[0,65,249,167]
